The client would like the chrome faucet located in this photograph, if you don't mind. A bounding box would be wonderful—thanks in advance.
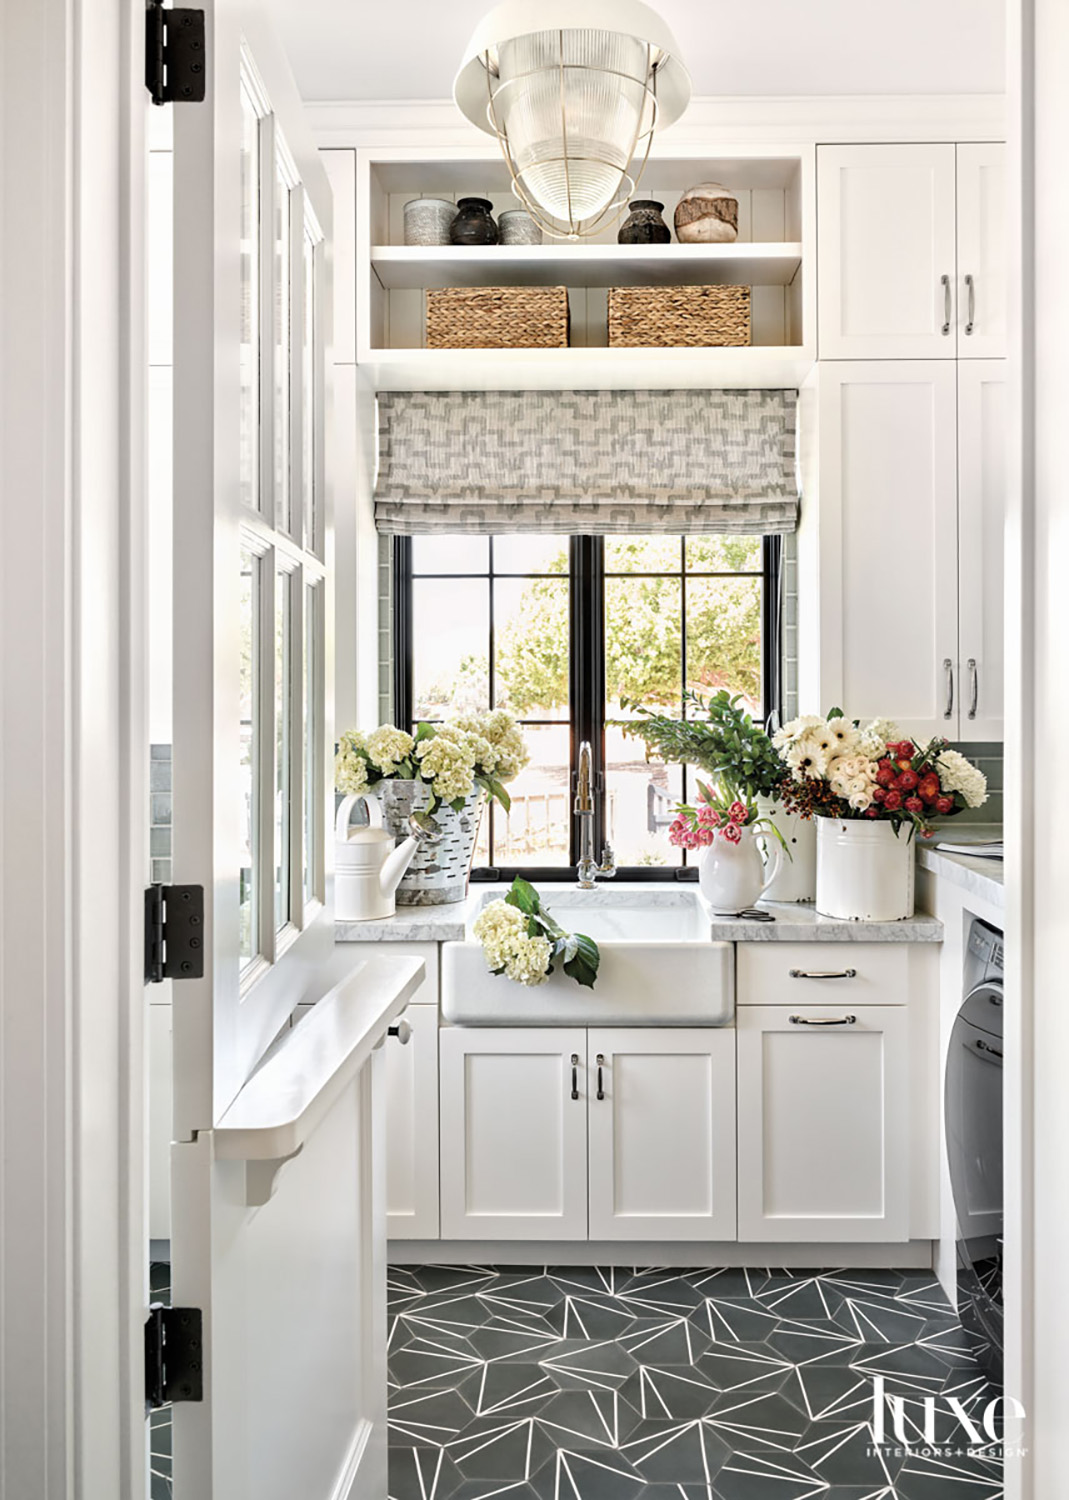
[575,740,617,889]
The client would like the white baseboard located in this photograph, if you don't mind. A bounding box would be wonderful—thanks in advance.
[388,1240,935,1269]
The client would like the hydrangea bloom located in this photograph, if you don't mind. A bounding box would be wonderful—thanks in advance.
[335,730,370,795]
[415,734,477,803]
[472,900,551,986]
[365,724,415,773]
[936,749,988,809]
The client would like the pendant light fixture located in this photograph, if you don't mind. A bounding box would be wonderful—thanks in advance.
[453,0,691,240]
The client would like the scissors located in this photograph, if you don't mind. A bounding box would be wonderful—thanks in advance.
[713,907,775,921]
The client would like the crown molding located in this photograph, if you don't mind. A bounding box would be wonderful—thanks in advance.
[307,92,1006,149]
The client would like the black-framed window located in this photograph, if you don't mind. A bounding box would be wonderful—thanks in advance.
[393,532,783,881]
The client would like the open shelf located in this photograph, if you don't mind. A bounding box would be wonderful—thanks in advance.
[371,242,804,291]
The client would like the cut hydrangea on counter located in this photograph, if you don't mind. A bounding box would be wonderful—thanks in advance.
[473,878,601,989]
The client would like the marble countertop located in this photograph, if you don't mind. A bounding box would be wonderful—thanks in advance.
[918,824,1004,908]
[336,882,943,944]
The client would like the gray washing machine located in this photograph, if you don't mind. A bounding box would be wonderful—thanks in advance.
[945,917,1004,1386]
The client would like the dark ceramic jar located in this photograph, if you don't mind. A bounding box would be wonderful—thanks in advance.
[618,199,671,245]
[449,198,499,246]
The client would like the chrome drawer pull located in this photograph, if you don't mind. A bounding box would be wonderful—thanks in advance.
[964,273,975,334]
[596,1053,606,1101]
[968,658,978,720]
[789,968,857,980]
[941,273,952,334]
[790,1014,857,1026]
[570,1053,579,1101]
[943,657,955,719]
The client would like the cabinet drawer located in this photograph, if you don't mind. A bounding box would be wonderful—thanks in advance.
[738,943,910,1005]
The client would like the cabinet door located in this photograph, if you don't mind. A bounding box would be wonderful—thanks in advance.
[587,1028,736,1242]
[439,1027,587,1240]
[818,144,957,359]
[956,144,1006,358]
[817,362,959,739]
[957,360,1007,741]
[385,1004,440,1240]
[737,1006,910,1242]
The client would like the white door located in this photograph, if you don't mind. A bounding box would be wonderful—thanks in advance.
[736,1005,910,1242]
[816,361,960,738]
[167,7,384,1499]
[958,360,1007,742]
[956,144,1007,358]
[587,1028,736,1242]
[385,987,440,1240]
[817,144,957,359]
[439,1027,588,1240]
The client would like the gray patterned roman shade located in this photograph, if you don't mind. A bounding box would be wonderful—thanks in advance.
[374,389,799,536]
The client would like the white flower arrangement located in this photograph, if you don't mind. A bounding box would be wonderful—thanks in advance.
[472,878,601,989]
[333,710,529,816]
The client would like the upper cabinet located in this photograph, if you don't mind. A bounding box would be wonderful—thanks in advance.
[818,143,1005,360]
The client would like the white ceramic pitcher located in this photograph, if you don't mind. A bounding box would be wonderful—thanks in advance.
[698,826,783,912]
[335,793,421,921]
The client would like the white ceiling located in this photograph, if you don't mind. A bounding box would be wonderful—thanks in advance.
[267,0,1005,103]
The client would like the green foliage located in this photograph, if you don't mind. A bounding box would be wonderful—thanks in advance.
[617,688,787,803]
[503,877,601,989]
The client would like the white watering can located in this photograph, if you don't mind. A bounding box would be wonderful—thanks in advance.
[335,793,434,921]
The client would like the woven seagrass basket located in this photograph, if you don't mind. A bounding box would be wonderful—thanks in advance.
[608,284,751,348]
[426,285,569,349]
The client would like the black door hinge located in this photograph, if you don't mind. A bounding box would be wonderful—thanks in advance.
[145,3,206,106]
[145,1305,204,1408]
[145,884,205,983]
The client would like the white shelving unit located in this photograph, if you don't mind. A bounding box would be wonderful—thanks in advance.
[355,143,816,391]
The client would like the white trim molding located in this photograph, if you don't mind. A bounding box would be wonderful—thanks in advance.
[307,92,1006,148]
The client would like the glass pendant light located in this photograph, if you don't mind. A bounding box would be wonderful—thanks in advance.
[454,1,691,240]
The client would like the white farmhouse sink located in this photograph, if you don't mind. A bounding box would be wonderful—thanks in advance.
[442,888,734,1026]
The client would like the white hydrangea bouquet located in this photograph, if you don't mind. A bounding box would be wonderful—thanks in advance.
[335,710,528,816]
[473,878,601,989]
[773,710,987,837]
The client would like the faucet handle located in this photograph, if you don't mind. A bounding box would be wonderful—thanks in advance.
[599,843,617,877]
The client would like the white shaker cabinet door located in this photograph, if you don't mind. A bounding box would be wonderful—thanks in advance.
[587,1028,736,1242]
[816,361,960,739]
[956,144,1007,359]
[818,144,957,359]
[439,1027,588,1240]
[737,1005,910,1243]
[957,360,1007,742]
[385,1003,440,1240]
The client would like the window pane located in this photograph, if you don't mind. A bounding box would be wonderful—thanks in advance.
[494,577,569,721]
[303,582,319,907]
[239,547,259,964]
[605,575,683,713]
[490,725,570,866]
[239,86,259,511]
[411,535,489,575]
[605,729,684,868]
[275,569,292,930]
[604,535,683,573]
[685,575,763,714]
[274,169,292,532]
[492,534,569,573]
[685,535,763,573]
[301,231,316,551]
[412,578,490,719]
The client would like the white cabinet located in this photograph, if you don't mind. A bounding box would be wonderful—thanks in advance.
[586,1029,736,1242]
[439,1027,588,1240]
[818,144,957,359]
[737,1004,910,1243]
[814,361,960,738]
[385,1003,440,1240]
[818,143,1005,360]
[957,360,1007,741]
[956,145,1007,359]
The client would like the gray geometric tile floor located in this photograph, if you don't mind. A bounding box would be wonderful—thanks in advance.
[387,1265,1004,1500]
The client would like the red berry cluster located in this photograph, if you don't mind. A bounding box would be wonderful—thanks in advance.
[870,740,954,818]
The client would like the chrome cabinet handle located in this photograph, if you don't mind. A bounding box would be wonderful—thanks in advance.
[941,273,952,335]
[943,658,955,719]
[388,1020,412,1045]
[964,273,975,335]
[790,1014,857,1026]
[596,1053,605,1101]
[968,658,978,719]
[789,968,857,980]
[570,1053,579,1101]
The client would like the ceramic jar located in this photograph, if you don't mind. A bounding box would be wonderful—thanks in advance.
[756,796,817,902]
[815,817,916,921]
[698,827,783,912]
[674,182,739,244]
[403,197,457,247]
[449,198,499,246]
[499,209,542,245]
[618,200,671,245]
